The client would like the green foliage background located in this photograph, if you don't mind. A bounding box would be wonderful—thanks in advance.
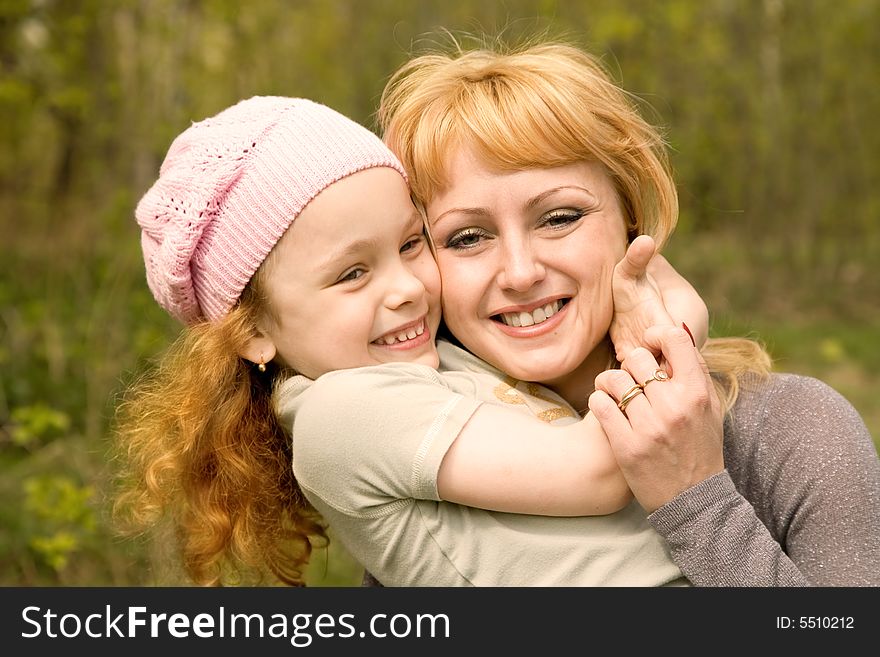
[1,0,878,587]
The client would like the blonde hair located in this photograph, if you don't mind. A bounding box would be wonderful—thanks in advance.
[113,267,326,586]
[379,37,771,410]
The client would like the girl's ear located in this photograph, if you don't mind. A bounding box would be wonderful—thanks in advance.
[239,330,277,368]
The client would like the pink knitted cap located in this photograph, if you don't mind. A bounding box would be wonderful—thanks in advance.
[136,96,408,324]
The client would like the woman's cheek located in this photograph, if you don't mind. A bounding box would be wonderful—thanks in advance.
[440,287,469,333]
[437,256,472,307]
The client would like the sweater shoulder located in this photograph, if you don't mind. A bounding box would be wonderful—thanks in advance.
[724,371,873,490]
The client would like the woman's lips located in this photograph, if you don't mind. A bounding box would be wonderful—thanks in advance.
[491,298,570,337]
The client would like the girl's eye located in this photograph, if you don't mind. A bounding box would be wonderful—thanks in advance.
[540,209,585,228]
[400,235,423,254]
[337,267,366,283]
[445,227,488,250]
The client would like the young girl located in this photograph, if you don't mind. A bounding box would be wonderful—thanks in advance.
[115,95,706,586]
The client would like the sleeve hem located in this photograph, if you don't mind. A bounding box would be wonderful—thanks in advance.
[412,394,483,500]
[648,470,738,534]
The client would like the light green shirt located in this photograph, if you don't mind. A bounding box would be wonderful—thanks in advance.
[276,341,687,586]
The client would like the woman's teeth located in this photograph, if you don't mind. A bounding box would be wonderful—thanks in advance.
[374,322,425,345]
[499,300,564,327]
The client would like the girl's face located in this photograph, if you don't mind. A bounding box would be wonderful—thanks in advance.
[257,167,442,379]
[425,147,627,405]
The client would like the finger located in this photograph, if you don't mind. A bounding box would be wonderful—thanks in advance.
[594,368,638,399]
[642,325,707,384]
[616,234,656,280]
[587,390,636,441]
[593,368,649,415]
[620,347,667,394]
[681,322,697,347]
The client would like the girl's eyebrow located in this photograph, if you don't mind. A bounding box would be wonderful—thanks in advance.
[316,210,425,271]
[314,238,379,272]
[406,209,426,231]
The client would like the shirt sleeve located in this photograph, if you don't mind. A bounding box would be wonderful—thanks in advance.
[278,363,482,517]
[648,374,880,586]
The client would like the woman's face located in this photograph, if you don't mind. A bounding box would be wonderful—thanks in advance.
[425,147,627,403]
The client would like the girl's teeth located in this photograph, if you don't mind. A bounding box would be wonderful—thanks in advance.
[500,300,562,328]
[376,321,425,345]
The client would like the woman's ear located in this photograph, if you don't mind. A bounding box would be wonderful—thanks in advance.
[239,330,277,368]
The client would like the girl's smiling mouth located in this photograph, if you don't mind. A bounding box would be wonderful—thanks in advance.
[371,318,431,349]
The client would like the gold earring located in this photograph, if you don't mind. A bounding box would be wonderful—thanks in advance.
[257,356,267,373]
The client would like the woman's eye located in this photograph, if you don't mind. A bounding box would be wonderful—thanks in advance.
[446,228,487,250]
[541,209,584,228]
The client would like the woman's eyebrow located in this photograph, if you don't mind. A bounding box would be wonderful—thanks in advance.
[433,185,598,225]
[525,185,595,209]
[431,206,489,226]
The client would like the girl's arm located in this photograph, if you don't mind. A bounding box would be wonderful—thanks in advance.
[286,365,631,520]
[610,235,708,363]
[436,408,632,517]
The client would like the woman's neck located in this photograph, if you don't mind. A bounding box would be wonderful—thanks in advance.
[541,338,616,415]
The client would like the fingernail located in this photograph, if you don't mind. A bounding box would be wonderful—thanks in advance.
[682,322,696,347]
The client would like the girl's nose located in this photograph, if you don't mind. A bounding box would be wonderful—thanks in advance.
[385,261,427,309]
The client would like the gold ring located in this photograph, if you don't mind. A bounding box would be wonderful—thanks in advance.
[641,368,670,388]
[617,384,644,412]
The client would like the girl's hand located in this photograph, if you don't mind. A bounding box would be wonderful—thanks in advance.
[609,235,675,363]
[588,325,724,513]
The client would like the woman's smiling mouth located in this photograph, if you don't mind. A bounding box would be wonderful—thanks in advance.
[492,298,570,329]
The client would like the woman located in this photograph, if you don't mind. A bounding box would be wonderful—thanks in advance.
[376,39,880,585]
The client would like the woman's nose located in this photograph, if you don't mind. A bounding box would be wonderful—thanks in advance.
[496,238,546,292]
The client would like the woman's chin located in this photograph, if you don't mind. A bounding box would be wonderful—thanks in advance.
[495,356,578,386]
[484,340,612,395]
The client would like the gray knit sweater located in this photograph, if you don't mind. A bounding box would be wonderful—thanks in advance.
[648,372,880,586]
[362,372,880,586]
